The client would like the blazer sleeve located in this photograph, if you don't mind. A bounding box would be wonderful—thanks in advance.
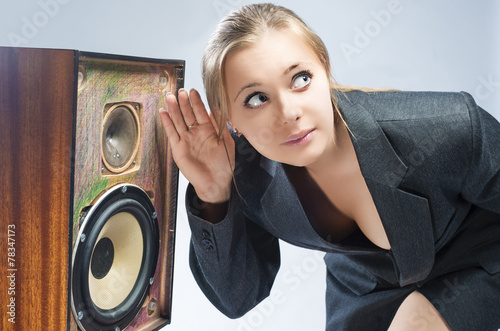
[185,183,280,318]
[460,92,500,213]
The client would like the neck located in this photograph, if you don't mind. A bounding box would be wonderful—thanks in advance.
[306,117,355,178]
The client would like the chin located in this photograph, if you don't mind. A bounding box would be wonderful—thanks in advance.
[278,148,324,168]
[255,135,328,167]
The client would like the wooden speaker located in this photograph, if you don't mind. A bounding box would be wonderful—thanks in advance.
[0,46,183,330]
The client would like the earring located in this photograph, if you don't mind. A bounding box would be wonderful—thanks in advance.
[233,128,242,137]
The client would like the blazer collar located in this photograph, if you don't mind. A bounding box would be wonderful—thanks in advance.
[336,91,408,187]
[258,91,436,286]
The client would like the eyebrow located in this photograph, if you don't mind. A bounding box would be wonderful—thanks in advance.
[234,82,260,102]
[233,63,302,102]
[283,63,300,76]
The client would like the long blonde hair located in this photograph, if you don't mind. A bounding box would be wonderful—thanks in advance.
[202,3,371,137]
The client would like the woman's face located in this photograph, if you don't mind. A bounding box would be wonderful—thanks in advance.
[225,28,335,167]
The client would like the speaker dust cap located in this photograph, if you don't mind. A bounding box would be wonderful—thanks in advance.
[102,103,142,174]
[71,184,159,331]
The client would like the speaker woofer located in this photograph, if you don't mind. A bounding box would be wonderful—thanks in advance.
[101,103,141,174]
[71,184,159,331]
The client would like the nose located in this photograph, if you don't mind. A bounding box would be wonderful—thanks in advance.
[276,95,302,125]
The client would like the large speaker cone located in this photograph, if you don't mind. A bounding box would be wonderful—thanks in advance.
[101,103,141,174]
[71,184,159,331]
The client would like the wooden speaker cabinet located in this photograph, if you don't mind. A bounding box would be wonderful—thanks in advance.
[0,46,183,330]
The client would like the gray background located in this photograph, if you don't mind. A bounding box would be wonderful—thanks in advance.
[1,0,498,330]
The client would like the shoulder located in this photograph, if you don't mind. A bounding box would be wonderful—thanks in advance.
[336,90,477,161]
[337,89,474,122]
[337,90,480,182]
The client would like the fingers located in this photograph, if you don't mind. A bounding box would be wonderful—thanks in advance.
[158,107,179,143]
[189,89,211,125]
[161,88,219,139]
[207,111,222,136]
[177,89,198,130]
[165,91,189,135]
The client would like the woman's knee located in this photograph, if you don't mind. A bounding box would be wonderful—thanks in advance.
[388,291,451,331]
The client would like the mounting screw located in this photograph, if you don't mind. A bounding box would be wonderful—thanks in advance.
[149,277,154,285]
[152,212,157,220]
[121,186,127,194]
[78,311,84,320]
[80,234,86,243]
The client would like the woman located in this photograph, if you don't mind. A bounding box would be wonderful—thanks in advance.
[159,3,500,330]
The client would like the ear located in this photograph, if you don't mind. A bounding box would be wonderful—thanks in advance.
[225,120,242,136]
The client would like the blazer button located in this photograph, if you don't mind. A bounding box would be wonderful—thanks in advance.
[202,238,214,251]
[202,230,211,238]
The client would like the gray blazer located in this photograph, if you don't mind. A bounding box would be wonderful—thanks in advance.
[185,90,500,329]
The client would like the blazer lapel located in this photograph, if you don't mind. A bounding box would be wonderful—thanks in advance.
[338,92,435,286]
[258,157,330,249]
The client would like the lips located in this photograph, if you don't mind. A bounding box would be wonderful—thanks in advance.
[282,129,315,146]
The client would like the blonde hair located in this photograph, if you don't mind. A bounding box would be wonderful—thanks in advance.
[201,3,376,136]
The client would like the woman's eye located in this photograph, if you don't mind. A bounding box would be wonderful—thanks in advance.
[292,72,312,89]
[244,92,268,109]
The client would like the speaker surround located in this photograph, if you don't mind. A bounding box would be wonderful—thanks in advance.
[72,184,159,330]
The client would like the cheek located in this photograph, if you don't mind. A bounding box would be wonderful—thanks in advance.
[240,120,283,151]
[232,108,282,139]
[308,86,334,121]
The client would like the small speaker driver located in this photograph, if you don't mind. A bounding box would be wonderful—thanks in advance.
[101,103,141,174]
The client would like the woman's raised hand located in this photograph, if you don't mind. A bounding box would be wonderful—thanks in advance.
[159,88,235,204]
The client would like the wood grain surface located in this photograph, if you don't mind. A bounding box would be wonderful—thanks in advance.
[0,47,76,330]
